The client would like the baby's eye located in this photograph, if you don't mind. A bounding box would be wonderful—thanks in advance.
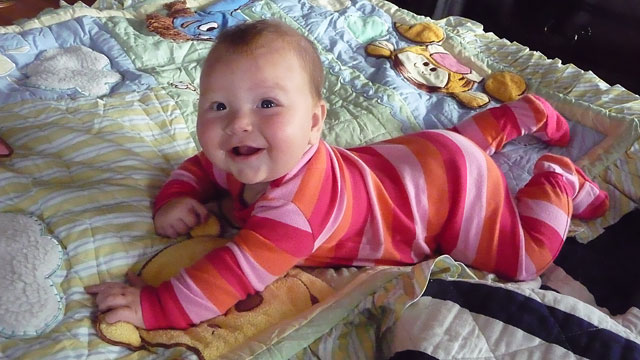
[260,100,276,108]
[211,102,226,111]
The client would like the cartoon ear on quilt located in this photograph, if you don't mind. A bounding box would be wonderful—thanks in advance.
[146,0,250,42]
[0,137,12,158]
[366,22,527,108]
[95,215,334,360]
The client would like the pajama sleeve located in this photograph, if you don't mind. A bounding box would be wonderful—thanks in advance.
[140,198,317,329]
[153,152,220,215]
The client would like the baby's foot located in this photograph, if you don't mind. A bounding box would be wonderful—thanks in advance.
[572,165,609,220]
[528,95,571,147]
[533,154,609,220]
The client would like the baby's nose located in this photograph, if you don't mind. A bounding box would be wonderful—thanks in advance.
[226,111,252,133]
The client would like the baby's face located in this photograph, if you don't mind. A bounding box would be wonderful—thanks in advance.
[196,43,326,185]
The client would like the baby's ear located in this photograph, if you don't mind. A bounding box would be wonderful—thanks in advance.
[309,100,327,145]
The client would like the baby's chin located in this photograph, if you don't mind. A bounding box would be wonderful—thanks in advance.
[229,169,278,185]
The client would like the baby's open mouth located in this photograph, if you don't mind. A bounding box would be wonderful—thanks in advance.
[232,146,262,156]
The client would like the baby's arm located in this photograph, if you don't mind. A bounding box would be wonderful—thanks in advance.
[85,272,146,328]
[141,200,316,329]
[154,197,208,238]
[153,152,221,237]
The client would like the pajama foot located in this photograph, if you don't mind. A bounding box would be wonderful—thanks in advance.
[533,153,609,220]
[529,94,571,147]
[572,165,609,220]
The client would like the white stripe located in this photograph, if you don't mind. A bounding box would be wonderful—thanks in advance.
[455,115,495,155]
[358,212,385,261]
[440,131,487,264]
[171,270,220,322]
[572,181,601,214]
[533,159,579,197]
[517,198,570,239]
[227,242,279,291]
[508,98,541,135]
[371,143,430,261]
[314,147,349,251]
[253,199,311,232]
[393,296,589,359]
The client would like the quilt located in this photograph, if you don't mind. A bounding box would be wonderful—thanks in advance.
[1,0,639,358]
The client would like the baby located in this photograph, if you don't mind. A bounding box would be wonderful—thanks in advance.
[86,19,609,330]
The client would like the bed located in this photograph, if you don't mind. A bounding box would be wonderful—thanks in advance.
[1,0,639,358]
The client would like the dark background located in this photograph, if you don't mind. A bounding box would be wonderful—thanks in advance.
[387,0,640,94]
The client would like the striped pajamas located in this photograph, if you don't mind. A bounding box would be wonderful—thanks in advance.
[143,94,606,329]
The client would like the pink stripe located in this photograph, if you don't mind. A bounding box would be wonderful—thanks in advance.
[502,194,531,280]
[440,132,488,264]
[521,251,537,280]
[358,210,385,261]
[455,117,495,155]
[212,166,228,189]
[517,198,570,239]
[533,160,579,197]
[281,142,319,182]
[370,144,430,261]
[572,182,601,214]
[423,130,468,253]
[314,148,349,250]
[171,270,221,323]
[168,169,199,187]
[227,242,279,291]
[507,98,542,135]
[268,170,303,202]
[337,149,388,257]
[253,199,311,232]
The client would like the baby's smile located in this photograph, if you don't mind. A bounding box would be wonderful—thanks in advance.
[231,145,263,157]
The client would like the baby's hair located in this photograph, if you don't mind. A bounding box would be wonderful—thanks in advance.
[206,19,325,101]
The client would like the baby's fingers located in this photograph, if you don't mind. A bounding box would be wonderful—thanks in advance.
[84,282,120,294]
[103,307,145,328]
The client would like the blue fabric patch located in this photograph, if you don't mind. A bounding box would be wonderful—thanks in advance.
[0,16,156,106]
[171,0,249,40]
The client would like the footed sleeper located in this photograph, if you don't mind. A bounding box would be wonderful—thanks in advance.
[145,94,608,329]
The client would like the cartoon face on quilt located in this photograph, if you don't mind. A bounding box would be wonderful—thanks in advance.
[173,11,240,40]
[366,22,490,108]
[146,0,250,41]
[394,44,482,92]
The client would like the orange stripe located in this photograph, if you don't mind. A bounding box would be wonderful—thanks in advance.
[368,175,399,260]
[310,151,353,259]
[517,183,571,217]
[521,94,548,128]
[234,230,299,275]
[386,135,449,249]
[471,165,505,270]
[292,144,327,218]
[185,260,239,311]
[522,232,553,271]
[472,111,504,148]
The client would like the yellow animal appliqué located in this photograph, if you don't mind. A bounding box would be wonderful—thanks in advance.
[366,22,490,108]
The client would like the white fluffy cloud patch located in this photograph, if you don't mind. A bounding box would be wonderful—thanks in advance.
[24,45,122,97]
[0,213,65,338]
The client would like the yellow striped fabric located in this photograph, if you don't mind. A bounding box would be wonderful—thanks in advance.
[0,87,197,358]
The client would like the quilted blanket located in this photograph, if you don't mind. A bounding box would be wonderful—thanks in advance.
[1,0,639,358]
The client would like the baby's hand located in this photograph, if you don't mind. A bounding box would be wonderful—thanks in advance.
[154,197,208,238]
[85,271,146,329]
